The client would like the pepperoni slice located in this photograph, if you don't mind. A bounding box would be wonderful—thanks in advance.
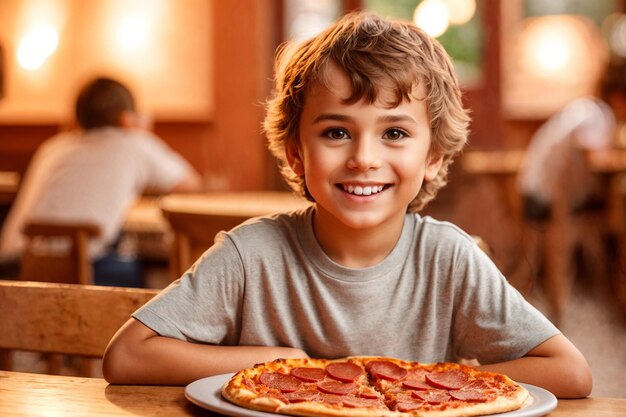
[291,367,326,382]
[319,393,345,405]
[411,389,452,404]
[283,389,320,403]
[449,389,488,402]
[395,400,425,412]
[426,369,470,390]
[402,379,432,390]
[242,377,257,391]
[463,379,493,391]
[326,362,363,382]
[366,361,408,381]
[406,369,428,379]
[342,397,382,408]
[258,372,302,393]
[317,380,357,395]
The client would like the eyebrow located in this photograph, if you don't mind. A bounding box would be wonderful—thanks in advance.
[312,113,417,124]
[312,114,351,124]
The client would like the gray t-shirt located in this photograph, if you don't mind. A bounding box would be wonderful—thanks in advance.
[134,206,558,364]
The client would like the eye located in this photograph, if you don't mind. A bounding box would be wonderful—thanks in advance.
[383,128,408,141]
[322,128,350,140]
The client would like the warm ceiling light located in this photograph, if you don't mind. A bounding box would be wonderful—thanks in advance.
[413,0,450,38]
[605,13,626,58]
[17,25,59,71]
[116,14,149,49]
[444,0,476,25]
[519,15,603,79]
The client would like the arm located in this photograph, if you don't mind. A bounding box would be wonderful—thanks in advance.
[478,334,592,399]
[169,169,202,193]
[102,318,309,385]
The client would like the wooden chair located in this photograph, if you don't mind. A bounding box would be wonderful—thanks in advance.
[20,221,101,285]
[0,280,158,376]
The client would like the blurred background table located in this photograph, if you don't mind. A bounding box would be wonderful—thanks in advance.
[158,191,311,279]
[0,171,20,204]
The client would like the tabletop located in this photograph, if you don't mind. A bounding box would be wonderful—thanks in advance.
[0,171,20,204]
[1,371,624,417]
[158,191,311,217]
[461,148,626,176]
[122,191,312,235]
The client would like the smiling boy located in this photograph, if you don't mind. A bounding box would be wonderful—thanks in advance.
[103,12,591,398]
[287,62,440,267]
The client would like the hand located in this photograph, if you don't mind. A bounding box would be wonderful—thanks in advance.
[270,347,310,360]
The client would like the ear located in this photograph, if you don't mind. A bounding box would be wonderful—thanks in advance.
[424,154,444,182]
[286,141,304,176]
[119,110,153,131]
[118,110,135,128]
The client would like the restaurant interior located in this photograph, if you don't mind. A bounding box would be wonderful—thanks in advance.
[0,0,625,412]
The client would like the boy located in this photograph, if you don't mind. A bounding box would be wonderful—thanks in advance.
[103,12,591,398]
[0,77,201,284]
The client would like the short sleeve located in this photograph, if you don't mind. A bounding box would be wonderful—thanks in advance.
[132,234,245,345]
[451,244,560,363]
[131,131,194,192]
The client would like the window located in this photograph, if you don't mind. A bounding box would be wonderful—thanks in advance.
[502,0,618,119]
[365,0,484,87]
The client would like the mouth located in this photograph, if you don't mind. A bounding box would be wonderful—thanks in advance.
[339,184,389,196]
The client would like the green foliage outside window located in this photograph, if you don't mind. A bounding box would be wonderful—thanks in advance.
[365,0,484,86]
[524,0,615,25]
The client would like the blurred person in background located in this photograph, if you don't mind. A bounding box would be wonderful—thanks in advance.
[0,76,202,285]
[516,59,626,322]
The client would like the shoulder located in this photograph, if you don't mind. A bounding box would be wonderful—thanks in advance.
[224,207,309,250]
[190,207,309,277]
[26,131,79,169]
[410,214,494,270]
[113,128,167,148]
[413,214,478,248]
[38,131,77,151]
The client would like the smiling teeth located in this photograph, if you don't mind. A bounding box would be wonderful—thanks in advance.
[343,185,384,195]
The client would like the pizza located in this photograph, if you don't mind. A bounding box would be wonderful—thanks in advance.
[221,356,529,417]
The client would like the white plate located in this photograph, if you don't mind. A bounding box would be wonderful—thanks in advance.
[185,373,557,417]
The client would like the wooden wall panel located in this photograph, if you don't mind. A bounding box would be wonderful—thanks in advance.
[209,0,279,191]
[0,1,283,193]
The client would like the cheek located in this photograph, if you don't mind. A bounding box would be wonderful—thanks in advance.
[394,154,426,180]
[303,146,336,173]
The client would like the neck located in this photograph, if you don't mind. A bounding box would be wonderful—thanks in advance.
[311,207,406,268]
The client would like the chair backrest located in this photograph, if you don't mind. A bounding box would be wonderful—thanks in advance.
[159,192,311,279]
[160,209,245,279]
[20,221,101,285]
[0,280,158,358]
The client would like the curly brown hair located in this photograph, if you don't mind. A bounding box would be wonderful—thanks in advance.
[264,11,470,212]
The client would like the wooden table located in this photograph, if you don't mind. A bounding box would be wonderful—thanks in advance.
[159,191,311,278]
[0,171,20,204]
[121,193,312,266]
[1,371,624,417]
[461,148,626,220]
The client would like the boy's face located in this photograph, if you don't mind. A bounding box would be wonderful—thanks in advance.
[290,63,442,231]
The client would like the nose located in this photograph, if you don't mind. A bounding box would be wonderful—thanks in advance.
[346,136,382,170]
